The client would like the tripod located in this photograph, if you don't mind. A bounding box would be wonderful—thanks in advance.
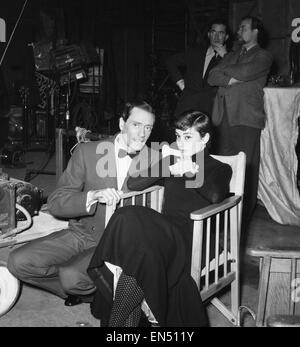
[55,70,76,181]
[23,91,56,182]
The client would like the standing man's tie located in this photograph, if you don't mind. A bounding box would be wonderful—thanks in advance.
[237,46,247,62]
[204,52,221,82]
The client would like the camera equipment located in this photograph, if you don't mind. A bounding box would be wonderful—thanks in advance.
[0,180,16,234]
[0,173,42,236]
[50,44,87,86]
[0,144,25,168]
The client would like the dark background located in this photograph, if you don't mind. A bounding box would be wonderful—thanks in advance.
[0,0,300,147]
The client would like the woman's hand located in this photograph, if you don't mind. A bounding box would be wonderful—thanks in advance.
[162,144,182,159]
[169,158,199,176]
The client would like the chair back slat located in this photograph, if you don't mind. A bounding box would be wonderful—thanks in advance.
[191,220,204,290]
[215,214,220,283]
[104,186,164,227]
[211,152,246,196]
[212,152,246,234]
[142,194,146,206]
[205,218,211,290]
[224,210,228,276]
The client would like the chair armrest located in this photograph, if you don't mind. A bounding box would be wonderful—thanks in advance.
[190,195,242,221]
[105,186,164,226]
[119,185,163,199]
[267,315,300,327]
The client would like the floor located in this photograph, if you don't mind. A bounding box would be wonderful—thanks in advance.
[0,148,299,327]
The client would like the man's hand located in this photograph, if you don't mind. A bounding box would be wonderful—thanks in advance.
[176,79,185,91]
[90,188,123,206]
[213,44,227,58]
[228,77,243,86]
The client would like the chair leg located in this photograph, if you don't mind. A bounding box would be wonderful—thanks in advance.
[255,256,271,327]
[230,205,240,323]
[230,264,240,322]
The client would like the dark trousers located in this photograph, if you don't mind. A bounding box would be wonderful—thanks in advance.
[214,113,261,226]
[7,229,97,298]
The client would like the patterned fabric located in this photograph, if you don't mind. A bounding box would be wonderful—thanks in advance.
[108,272,144,327]
[237,47,248,62]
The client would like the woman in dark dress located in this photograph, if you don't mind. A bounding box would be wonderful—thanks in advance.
[87,111,232,327]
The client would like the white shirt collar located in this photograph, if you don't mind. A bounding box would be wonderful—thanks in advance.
[206,46,216,56]
[243,43,257,51]
[115,133,127,151]
[114,134,133,190]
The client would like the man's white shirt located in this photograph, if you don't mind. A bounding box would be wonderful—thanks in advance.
[86,134,132,211]
[203,46,217,78]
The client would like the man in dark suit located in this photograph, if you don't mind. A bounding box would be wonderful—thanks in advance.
[208,16,273,224]
[7,99,157,306]
[166,18,229,119]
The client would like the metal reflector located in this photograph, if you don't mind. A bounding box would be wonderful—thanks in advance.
[0,261,20,317]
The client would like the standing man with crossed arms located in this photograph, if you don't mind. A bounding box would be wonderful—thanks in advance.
[208,16,273,225]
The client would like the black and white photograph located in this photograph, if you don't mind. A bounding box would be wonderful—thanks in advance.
[0,0,300,331]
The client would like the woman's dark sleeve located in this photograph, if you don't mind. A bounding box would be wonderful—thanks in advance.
[127,156,172,191]
[195,162,232,204]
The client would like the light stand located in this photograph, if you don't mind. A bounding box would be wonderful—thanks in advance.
[65,70,71,131]
[55,69,72,181]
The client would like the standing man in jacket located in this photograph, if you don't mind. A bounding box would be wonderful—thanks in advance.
[208,16,273,224]
[166,18,230,120]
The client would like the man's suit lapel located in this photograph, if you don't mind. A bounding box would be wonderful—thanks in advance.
[199,46,208,87]
[203,54,221,82]
[96,135,118,190]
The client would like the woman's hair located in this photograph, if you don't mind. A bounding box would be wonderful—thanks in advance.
[174,110,211,138]
[121,99,154,121]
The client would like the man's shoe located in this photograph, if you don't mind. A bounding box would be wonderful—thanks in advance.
[64,295,83,307]
[64,294,95,307]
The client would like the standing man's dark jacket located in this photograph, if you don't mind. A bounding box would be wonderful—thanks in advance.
[208,44,273,128]
[166,44,222,118]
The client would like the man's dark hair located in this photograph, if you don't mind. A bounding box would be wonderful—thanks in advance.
[208,18,229,33]
[203,17,232,48]
[241,16,267,46]
[121,99,155,121]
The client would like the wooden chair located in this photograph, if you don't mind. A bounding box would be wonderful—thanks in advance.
[247,247,300,327]
[0,152,245,322]
[105,185,165,224]
[190,152,246,325]
[267,314,300,327]
[246,200,300,326]
[105,152,246,326]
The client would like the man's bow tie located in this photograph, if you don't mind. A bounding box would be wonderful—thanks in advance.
[118,148,139,159]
